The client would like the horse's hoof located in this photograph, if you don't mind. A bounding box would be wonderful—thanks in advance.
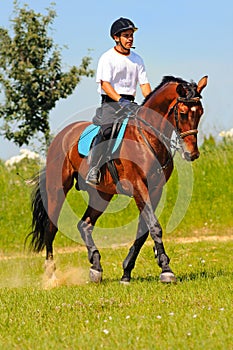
[160,272,177,283]
[120,277,130,285]
[89,268,102,283]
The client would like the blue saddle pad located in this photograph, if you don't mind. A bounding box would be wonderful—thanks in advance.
[78,118,128,157]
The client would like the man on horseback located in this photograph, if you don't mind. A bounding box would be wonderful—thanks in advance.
[85,17,152,186]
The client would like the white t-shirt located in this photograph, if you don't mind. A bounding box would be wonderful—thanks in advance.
[96,47,149,96]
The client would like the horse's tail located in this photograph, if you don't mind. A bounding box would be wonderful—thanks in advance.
[25,168,49,253]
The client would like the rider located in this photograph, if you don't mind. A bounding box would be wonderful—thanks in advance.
[86,17,152,186]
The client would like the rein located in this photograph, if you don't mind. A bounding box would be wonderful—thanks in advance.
[128,112,178,173]
[127,95,201,172]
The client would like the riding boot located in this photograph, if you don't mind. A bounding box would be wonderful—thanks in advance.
[85,132,106,186]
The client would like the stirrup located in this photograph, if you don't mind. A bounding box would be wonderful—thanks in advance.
[86,167,101,186]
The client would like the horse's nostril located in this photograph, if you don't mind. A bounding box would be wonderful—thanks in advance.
[183,152,191,161]
[183,151,199,161]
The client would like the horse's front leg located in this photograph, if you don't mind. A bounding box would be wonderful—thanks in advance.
[121,187,163,283]
[135,192,177,283]
[121,217,149,284]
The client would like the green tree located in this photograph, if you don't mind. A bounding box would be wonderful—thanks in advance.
[0,2,94,147]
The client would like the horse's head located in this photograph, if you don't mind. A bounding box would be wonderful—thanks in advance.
[174,76,208,161]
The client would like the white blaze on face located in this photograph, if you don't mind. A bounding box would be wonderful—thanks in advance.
[191,106,197,112]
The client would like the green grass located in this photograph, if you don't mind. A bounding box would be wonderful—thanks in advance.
[0,139,232,348]
[0,157,41,254]
[0,140,232,253]
[0,241,232,349]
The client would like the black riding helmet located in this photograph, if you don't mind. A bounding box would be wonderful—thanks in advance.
[110,17,138,38]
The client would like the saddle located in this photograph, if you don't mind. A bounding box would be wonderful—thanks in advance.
[78,118,129,157]
[77,117,130,194]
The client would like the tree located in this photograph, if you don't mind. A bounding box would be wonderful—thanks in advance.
[0,2,94,147]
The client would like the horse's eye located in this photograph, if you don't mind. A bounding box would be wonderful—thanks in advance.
[180,112,188,119]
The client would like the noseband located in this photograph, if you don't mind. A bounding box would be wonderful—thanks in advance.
[173,96,201,139]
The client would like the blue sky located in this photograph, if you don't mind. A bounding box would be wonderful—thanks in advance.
[0,0,232,159]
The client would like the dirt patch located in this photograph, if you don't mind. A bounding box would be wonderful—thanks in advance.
[1,229,233,261]
[167,234,233,244]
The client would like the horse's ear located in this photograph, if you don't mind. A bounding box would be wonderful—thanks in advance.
[197,76,208,94]
[176,84,187,97]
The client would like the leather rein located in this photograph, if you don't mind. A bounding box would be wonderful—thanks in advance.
[128,95,202,172]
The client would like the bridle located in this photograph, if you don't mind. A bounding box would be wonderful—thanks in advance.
[172,96,201,139]
[132,94,202,148]
[125,94,202,172]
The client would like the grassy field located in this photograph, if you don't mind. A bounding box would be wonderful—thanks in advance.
[0,139,232,349]
[1,139,232,253]
[0,241,233,349]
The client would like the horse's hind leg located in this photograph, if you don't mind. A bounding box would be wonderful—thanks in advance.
[78,216,103,283]
[44,221,58,280]
[44,161,74,281]
[77,189,113,283]
[121,216,149,284]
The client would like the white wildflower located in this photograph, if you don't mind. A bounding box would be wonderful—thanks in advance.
[5,148,44,168]
[219,128,233,138]
[103,329,109,335]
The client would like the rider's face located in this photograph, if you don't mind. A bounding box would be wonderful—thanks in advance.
[115,29,134,49]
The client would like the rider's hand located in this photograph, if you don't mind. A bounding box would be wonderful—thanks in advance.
[118,97,131,108]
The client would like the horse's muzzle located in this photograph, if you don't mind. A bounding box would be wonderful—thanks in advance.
[182,151,200,161]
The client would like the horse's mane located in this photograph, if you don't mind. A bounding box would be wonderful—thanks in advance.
[142,76,198,105]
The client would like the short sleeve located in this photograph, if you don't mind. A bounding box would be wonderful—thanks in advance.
[137,58,149,85]
[96,53,112,83]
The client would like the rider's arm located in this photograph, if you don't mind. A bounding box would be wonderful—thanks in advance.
[140,83,152,97]
[101,81,121,101]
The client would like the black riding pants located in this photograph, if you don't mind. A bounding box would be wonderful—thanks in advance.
[92,95,135,139]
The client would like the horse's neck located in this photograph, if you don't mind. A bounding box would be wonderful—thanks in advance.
[145,83,177,115]
[143,83,178,138]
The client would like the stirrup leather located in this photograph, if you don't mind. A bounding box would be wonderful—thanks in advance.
[86,166,101,186]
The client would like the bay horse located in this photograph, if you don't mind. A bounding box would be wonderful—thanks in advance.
[28,75,208,284]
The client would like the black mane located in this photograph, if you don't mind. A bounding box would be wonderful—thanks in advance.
[142,76,198,105]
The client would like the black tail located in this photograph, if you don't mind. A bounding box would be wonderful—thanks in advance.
[25,168,49,252]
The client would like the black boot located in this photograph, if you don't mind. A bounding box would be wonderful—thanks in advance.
[86,132,105,186]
